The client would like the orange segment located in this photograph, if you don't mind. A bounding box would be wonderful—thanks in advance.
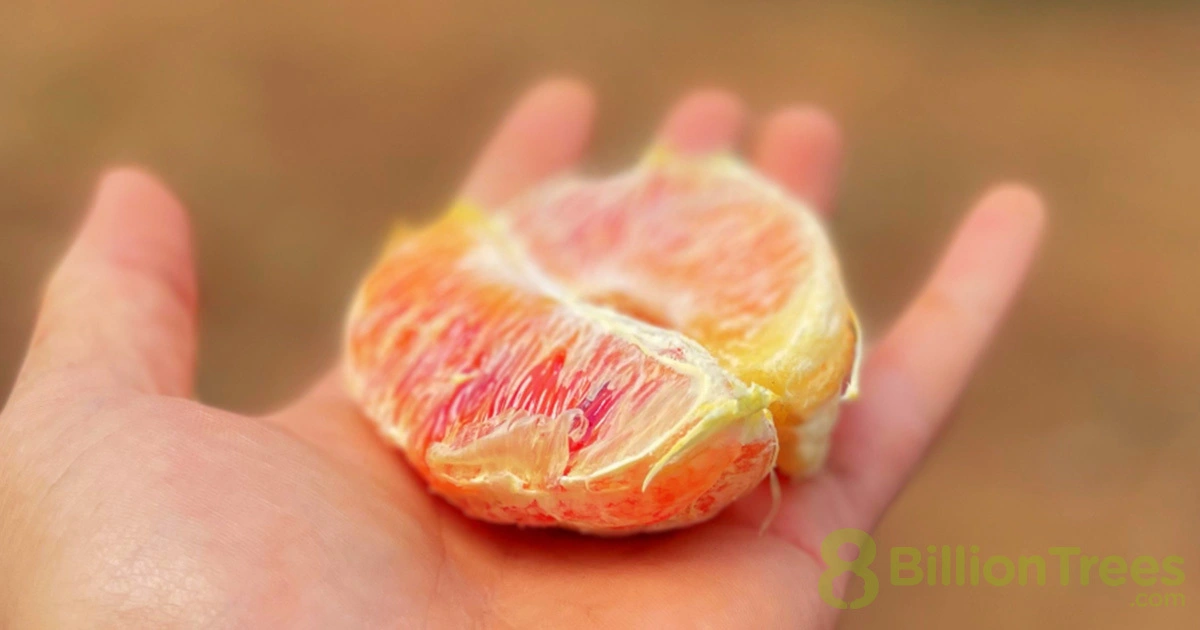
[498,150,861,474]
[346,204,778,533]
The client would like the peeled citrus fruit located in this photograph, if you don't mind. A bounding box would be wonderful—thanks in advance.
[345,149,860,533]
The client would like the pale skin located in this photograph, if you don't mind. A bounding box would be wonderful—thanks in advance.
[0,80,1043,628]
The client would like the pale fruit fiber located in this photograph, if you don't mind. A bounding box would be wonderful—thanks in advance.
[346,205,778,534]
[498,150,860,475]
[345,149,860,533]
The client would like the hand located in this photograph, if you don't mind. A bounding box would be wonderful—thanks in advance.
[0,80,1043,629]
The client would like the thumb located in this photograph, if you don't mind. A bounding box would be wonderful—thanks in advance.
[19,168,198,397]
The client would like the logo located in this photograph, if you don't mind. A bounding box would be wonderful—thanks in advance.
[818,528,880,609]
[817,529,1185,609]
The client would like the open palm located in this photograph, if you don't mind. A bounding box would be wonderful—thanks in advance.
[0,80,1042,629]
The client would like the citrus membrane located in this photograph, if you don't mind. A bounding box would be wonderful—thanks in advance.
[345,148,860,533]
[497,149,861,475]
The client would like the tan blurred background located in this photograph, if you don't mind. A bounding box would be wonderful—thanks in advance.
[1,1,1197,627]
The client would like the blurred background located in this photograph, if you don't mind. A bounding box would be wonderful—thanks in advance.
[1,1,1197,627]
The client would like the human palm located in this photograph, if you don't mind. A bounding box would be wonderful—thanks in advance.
[0,81,1043,629]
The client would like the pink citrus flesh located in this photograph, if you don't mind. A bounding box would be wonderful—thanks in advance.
[345,149,859,533]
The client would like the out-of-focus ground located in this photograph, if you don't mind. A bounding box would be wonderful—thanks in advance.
[1,1,1197,627]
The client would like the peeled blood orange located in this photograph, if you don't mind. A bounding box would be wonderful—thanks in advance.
[345,149,860,533]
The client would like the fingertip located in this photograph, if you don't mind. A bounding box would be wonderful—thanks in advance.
[462,78,596,205]
[678,87,746,120]
[98,164,164,190]
[525,76,596,114]
[512,78,596,145]
[978,182,1043,214]
[77,166,197,309]
[95,166,179,205]
[28,166,198,396]
[89,166,190,236]
[657,88,747,154]
[512,77,596,139]
[531,77,596,156]
[968,182,1047,253]
[764,106,841,148]
[754,105,843,211]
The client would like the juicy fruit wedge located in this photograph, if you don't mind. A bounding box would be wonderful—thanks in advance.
[346,204,779,534]
[497,149,861,475]
[345,149,861,533]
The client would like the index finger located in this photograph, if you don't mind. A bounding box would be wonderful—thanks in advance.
[460,79,595,207]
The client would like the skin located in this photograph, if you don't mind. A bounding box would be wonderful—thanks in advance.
[0,80,1044,629]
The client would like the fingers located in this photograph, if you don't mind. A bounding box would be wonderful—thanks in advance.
[276,86,840,502]
[657,95,842,214]
[752,106,843,214]
[827,185,1045,525]
[655,89,746,154]
[19,169,198,397]
[460,79,595,207]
